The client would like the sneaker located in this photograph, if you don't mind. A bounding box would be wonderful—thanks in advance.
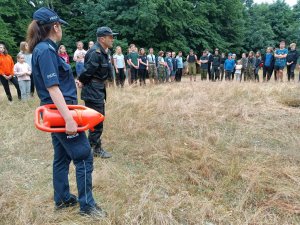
[55,194,78,210]
[93,148,112,158]
[80,204,107,218]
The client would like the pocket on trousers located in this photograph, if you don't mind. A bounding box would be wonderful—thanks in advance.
[68,133,91,160]
[54,132,92,161]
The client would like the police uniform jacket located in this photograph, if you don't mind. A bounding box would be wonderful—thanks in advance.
[32,39,77,106]
[79,42,113,103]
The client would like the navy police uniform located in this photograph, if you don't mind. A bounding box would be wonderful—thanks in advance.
[79,28,116,158]
[31,8,97,213]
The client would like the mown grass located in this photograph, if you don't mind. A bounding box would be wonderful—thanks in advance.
[0,76,300,225]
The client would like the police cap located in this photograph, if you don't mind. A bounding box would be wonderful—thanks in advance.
[96,27,118,37]
[33,7,68,25]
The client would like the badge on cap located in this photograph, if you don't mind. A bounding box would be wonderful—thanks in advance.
[33,7,68,25]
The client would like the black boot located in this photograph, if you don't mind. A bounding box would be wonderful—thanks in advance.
[93,148,112,158]
[55,194,78,210]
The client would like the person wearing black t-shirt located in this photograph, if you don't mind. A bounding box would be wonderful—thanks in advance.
[138,48,148,86]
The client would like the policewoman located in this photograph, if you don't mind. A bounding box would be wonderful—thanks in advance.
[27,7,106,217]
[78,27,117,158]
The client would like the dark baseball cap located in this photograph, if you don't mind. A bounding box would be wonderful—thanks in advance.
[96,27,118,37]
[33,7,68,25]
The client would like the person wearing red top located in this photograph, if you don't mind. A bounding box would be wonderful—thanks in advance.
[58,45,70,64]
[0,43,21,102]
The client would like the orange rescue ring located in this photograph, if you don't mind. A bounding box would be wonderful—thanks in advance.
[35,104,105,133]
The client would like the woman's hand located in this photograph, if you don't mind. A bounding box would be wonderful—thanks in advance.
[5,75,12,80]
[65,117,78,135]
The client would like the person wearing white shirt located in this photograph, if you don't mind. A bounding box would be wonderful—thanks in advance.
[73,41,87,77]
[113,46,126,87]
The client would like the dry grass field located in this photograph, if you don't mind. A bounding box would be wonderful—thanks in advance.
[0,75,300,225]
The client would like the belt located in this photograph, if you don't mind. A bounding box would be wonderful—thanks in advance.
[149,62,155,64]
[65,100,78,105]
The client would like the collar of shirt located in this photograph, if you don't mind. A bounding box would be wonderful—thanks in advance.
[147,54,155,62]
[95,42,109,55]
[45,38,58,52]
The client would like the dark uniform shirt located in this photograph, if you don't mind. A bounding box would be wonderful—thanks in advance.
[287,50,299,64]
[212,55,221,67]
[188,54,196,63]
[200,56,209,69]
[139,55,147,70]
[32,38,77,105]
[79,42,113,103]
[171,57,177,71]
[220,57,226,65]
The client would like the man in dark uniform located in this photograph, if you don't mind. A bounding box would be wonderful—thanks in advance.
[78,27,117,158]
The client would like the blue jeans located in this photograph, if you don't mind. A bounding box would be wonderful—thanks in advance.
[18,80,31,100]
[75,62,85,77]
[51,132,96,211]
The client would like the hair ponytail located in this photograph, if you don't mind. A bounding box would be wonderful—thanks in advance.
[26,20,54,53]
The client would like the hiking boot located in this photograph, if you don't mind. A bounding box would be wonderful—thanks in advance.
[93,148,112,158]
[55,194,78,210]
[79,204,107,218]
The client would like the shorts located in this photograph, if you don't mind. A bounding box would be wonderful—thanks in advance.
[274,65,284,71]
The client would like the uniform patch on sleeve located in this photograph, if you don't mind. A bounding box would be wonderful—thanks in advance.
[47,73,57,79]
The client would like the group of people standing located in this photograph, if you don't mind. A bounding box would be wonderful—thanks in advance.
[112,44,185,87]
[111,40,299,86]
[0,38,298,104]
[0,42,35,102]
[183,40,298,83]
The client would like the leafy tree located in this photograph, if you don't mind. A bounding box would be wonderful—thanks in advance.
[1,0,299,58]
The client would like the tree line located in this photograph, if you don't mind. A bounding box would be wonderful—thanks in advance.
[1,0,300,58]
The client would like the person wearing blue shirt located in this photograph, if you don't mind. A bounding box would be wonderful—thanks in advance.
[220,53,226,81]
[27,7,106,217]
[254,52,262,82]
[165,52,173,82]
[274,40,288,82]
[262,47,275,82]
[171,52,177,82]
[224,53,235,80]
[175,51,183,82]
